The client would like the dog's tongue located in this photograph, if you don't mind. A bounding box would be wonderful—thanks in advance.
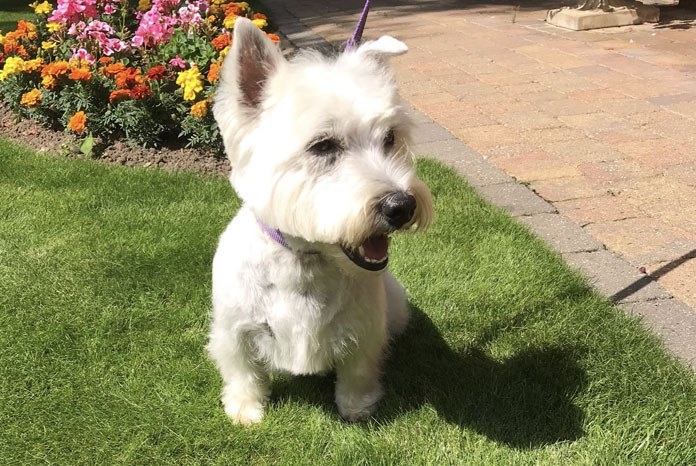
[362,234,389,260]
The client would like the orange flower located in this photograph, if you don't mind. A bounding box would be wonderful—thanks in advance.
[115,67,144,89]
[223,3,243,16]
[69,67,92,81]
[98,57,114,65]
[41,60,70,77]
[23,58,43,72]
[20,89,42,108]
[109,89,131,102]
[104,62,127,77]
[266,33,280,44]
[191,100,207,119]
[252,13,267,20]
[211,33,230,51]
[129,84,152,100]
[68,111,87,134]
[207,63,220,83]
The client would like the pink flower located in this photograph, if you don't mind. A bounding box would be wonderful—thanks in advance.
[132,6,178,48]
[69,20,129,56]
[168,55,186,69]
[49,0,98,23]
[71,47,95,63]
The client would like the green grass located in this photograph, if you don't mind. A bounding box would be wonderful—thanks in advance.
[0,0,34,34]
[1,138,695,465]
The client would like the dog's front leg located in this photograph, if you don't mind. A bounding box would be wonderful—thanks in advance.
[334,337,385,422]
[207,331,269,425]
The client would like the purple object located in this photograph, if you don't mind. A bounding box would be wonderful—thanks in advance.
[257,217,290,250]
[345,0,371,50]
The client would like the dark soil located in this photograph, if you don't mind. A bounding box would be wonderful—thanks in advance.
[0,104,230,178]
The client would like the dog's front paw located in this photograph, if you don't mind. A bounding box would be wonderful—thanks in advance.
[222,396,265,426]
[335,384,384,422]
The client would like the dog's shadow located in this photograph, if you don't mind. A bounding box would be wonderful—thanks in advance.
[270,306,587,449]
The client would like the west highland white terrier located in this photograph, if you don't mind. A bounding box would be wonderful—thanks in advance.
[207,17,433,425]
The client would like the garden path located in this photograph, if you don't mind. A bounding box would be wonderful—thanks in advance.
[262,0,696,368]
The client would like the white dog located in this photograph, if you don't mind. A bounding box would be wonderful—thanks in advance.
[207,17,433,425]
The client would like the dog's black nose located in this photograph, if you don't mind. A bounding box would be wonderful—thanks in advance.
[380,192,417,229]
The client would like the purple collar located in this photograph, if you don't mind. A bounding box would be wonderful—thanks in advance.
[256,217,290,249]
[256,218,321,255]
[345,0,371,50]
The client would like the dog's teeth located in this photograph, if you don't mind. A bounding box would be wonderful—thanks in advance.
[358,246,366,257]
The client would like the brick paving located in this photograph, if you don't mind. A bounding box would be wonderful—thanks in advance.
[262,0,696,367]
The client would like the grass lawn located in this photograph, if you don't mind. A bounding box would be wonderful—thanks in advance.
[0,0,34,33]
[1,138,695,465]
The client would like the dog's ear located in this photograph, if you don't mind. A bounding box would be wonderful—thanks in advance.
[355,36,408,59]
[219,17,285,109]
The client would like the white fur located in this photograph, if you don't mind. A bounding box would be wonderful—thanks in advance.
[208,18,433,425]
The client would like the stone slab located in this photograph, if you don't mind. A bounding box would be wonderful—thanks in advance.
[546,6,659,31]
[477,183,558,217]
[619,299,696,371]
[518,213,605,254]
[562,250,673,303]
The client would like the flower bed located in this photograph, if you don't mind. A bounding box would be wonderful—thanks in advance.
[0,1,278,151]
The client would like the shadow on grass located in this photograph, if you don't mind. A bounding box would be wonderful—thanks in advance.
[271,307,586,449]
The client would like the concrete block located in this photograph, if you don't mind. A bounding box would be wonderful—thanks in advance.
[562,250,673,303]
[546,5,659,31]
[477,183,557,217]
[518,213,604,254]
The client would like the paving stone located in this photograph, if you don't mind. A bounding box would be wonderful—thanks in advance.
[477,182,557,217]
[555,195,645,225]
[562,249,672,303]
[410,122,455,144]
[517,213,604,254]
[619,299,696,370]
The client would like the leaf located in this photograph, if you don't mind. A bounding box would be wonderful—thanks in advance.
[80,133,95,157]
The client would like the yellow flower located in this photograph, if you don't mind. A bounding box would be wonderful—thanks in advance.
[20,89,42,108]
[0,33,4,45]
[252,18,267,29]
[42,75,56,89]
[206,15,216,24]
[24,58,43,72]
[137,0,151,11]
[219,45,230,59]
[29,1,52,15]
[42,40,56,50]
[191,100,207,119]
[0,56,26,81]
[46,22,61,33]
[175,66,203,101]
[222,14,237,29]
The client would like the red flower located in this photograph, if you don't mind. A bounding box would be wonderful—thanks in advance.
[129,84,153,100]
[146,65,166,80]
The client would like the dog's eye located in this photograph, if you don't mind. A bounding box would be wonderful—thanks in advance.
[384,130,395,149]
[309,137,342,156]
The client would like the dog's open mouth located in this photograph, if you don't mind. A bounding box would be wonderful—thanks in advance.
[341,234,390,271]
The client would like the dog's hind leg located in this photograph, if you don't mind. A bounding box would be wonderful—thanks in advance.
[383,272,411,338]
[207,328,270,425]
